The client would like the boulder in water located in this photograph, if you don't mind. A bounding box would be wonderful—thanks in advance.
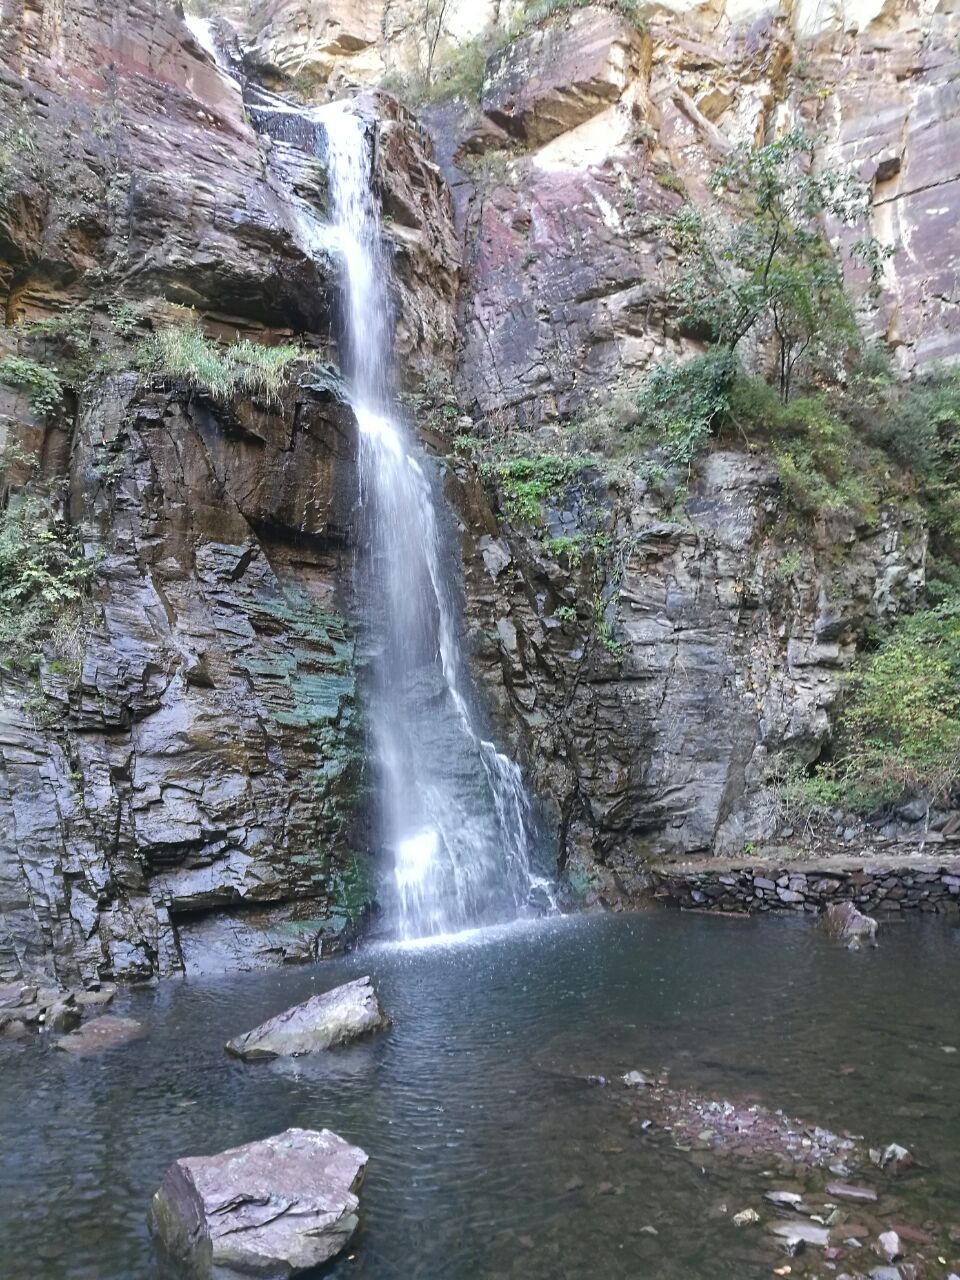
[225,976,389,1061]
[55,1015,144,1056]
[149,1127,366,1278]
[819,901,879,949]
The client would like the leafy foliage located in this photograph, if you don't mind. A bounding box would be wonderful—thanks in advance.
[0,494,93,672]
[795,597,960,814]
[489,454,586,524]
[670,126,891,401]
[0,355,64,417]
[633,348,737,465]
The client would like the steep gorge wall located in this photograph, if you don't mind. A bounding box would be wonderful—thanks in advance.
[0,0,458,987]
[239,0,958,895]
[1,0,958,982]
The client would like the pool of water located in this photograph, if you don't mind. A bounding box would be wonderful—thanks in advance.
[2,910,959,1279]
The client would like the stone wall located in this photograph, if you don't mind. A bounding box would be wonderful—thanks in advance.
[653,860,960,915]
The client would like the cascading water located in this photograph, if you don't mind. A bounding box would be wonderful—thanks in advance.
[315,101,553,940]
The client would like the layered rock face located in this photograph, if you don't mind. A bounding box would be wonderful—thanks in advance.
[0,2,458,987]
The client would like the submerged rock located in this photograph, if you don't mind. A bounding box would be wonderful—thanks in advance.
[820,902,879,949]
[225,976,389,1061]
[149,1127,366,1279]
[771,1220,831,1252]
[55,1015,144,1056]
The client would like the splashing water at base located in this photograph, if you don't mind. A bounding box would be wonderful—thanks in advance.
[315,101,554,940]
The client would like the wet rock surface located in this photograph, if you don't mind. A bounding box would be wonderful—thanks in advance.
[149,1127,367,1279]
[0,5,458,989]
[225,975,390,1059]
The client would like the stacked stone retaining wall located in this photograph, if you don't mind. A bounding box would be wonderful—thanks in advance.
[652,864,960,915]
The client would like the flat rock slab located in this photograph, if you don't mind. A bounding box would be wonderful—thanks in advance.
[149,1127,366,1279]
[225,976,389,1061]
[55,1015,144,1056]
[826,1181,878,1202]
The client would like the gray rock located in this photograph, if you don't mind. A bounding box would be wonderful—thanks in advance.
[825,1181,878,1202]
[876,1230,903,1261]
[149,1128,366,1279]
[732,1207,760,1226]
[820,902,879,948]
[44,998,81,1032]
[55,1015,144,1056]
[225,976,389,1061]
[879,1142,915,1173]
[771,1220,830,1252]
[765,1190,805,1208]
[622,1070,653,1088]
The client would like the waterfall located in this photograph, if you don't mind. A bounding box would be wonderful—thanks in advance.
[314,102,553,940]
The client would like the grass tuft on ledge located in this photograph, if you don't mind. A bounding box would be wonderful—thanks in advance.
[137,322,301,403]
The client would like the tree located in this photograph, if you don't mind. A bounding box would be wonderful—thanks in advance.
[419,0,452,86]
[670,126,892,402]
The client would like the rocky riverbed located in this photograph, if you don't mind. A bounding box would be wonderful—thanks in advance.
[1,912,958,1280]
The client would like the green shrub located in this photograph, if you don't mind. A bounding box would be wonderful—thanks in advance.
[774,549,803,581]
[669,126,891,402]
[491,454,587,524]
[633,348,737,464]
[0,356,64,417]
[138,323,300,402]
[654,170,686,195]
[0,495,93,672]
[855,364,960,547]
[793,595,960,814]
[542,533,585,564]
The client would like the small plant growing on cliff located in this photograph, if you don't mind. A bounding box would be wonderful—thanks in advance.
[670,126,892,402]
[138,320,300,403]
[0,356,64,418]
[633,348,737,465]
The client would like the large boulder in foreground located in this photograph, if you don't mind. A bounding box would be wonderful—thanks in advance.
[225,976,389,1061]
[149,1128,366,1279]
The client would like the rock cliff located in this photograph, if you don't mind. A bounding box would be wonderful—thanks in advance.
[1,0,957,979]
[0,0,456,986]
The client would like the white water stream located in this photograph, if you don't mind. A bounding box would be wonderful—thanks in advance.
[315,102,553,939]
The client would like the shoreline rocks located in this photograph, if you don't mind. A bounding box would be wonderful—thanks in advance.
[225,975,390,1061]
[0,982,116,1040]
[149,1127,366,1279]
